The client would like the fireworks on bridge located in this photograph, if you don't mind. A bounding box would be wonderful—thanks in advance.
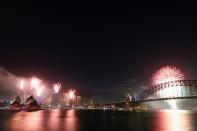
[150,66,185,109]
[152,66,184,85]
[53,83,61,93]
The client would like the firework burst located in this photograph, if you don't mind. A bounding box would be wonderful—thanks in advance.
[36,86,43,97]
[53,83,61,93]
[31,77,41,89]
[19,80,24,90]
[152,66,184,85]
[68,89,75,99]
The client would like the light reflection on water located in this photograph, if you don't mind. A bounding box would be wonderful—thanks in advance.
[154,110,193,131]
[0,110,195,131]
[8,110,78,131]
[10,111,45,131]
[48,109,61,130]
[64,110,78,131]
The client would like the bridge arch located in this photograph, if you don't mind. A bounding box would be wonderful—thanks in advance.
[136,80,197,101]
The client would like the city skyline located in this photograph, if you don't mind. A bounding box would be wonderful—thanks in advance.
[0,44,197,101]
[0,2,197,101]
[1,1,197,131]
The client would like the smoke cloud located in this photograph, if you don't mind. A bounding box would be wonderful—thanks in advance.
[0,67,51,100]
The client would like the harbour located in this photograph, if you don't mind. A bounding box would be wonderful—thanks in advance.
[0,109,196,131]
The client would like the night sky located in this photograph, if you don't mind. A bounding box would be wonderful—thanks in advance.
[0,1,197,101]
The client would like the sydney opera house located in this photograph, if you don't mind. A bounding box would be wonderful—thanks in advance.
[9,95,41,111]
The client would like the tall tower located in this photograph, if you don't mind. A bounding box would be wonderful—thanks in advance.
[51,83,61,107]
[51,93,58,107]
[76,96,81,105]
[64,93,69,106]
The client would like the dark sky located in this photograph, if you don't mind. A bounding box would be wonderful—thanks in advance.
[0,1,197,101]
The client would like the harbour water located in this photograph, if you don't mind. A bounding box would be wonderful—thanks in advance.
[0,109,196,131]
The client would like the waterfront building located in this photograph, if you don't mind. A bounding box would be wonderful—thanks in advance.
[124,94,132,102]
[76,96,81,105]
[51,92,58,107]
[64,93,69,106]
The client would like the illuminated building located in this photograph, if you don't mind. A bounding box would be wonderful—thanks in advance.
[64,93,70,106]
[63,90,81,106]
[68,90,75,105]
[72,95,76,105]
[51,92,58,107]
[76,96,81,105]
[124,94,132,102]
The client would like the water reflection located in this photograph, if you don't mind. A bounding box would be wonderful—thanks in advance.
[48,109,61,131]
[2,110,196,131]
[64,110,78,131]
[8,110,78,131]
[154,110,193,131]
[10,111,45,131]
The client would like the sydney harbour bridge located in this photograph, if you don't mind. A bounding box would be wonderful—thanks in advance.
[135,80,197,101]
[106,80,197,110]
[133,80,197,109]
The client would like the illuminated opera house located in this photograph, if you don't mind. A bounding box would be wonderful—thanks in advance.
[9,95,41,111]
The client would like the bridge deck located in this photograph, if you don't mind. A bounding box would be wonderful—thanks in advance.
[134,96,197,102]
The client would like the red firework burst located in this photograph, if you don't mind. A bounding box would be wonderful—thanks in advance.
[152,66,184,85]
[53,83,61,93]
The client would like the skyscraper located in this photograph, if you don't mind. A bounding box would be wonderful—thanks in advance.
[63,90,81,106]
[51,92,58,107]
[76,96,81,105]
[64,93,69,106]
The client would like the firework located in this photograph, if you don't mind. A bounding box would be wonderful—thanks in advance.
[31,77,41,89]
[36,86,43,97]
[19,80,24,90]
[68,90,75,99]
[152,66,184,85]
[53,83,61,93]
